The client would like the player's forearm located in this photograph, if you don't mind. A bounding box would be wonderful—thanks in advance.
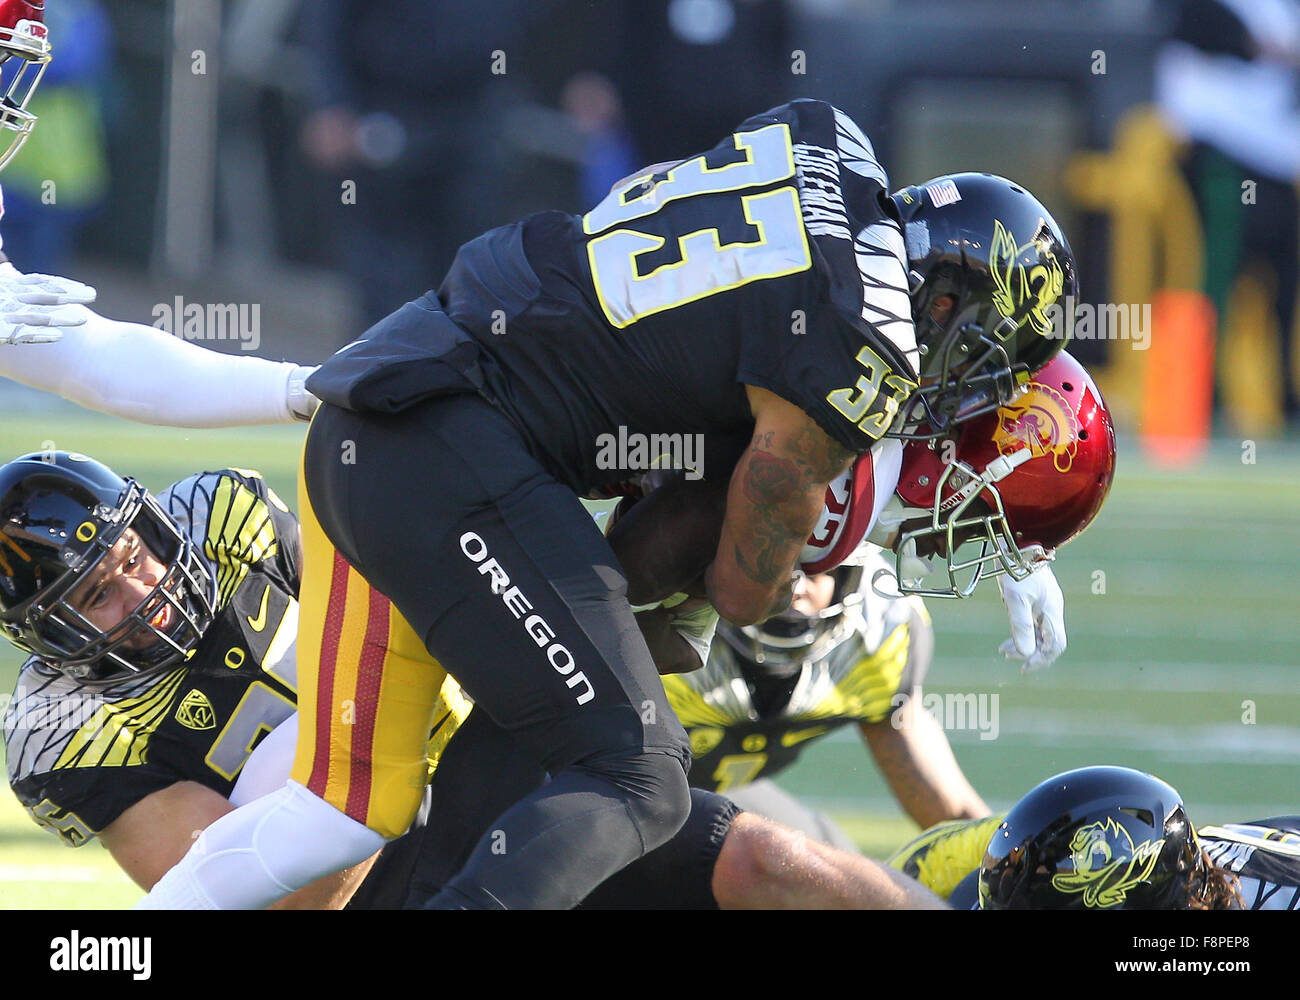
[708,421,852,625]
[860,711,990,828]
[268,855,380,910]
[0,307,317,426]
[707,452,812,624]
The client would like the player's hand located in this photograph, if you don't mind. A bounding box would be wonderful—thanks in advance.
[0,263,98,306]
[997,559,1066,673]
[0,265,98,344]
[0,300,89,344]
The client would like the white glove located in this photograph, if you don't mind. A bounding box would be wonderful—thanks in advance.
[0,265,98,306]
[997,562,1066,673]
[0,263,98,344]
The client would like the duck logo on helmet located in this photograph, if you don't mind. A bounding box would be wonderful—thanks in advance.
[989,219,1066,341]
[1050,818,1165,908]
[992,382,1079,473]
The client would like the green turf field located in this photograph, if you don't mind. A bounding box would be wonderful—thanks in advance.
[1,399,1297,908]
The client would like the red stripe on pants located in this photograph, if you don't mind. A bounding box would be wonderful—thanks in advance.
[344,588,391,819]
[307,551,352,798]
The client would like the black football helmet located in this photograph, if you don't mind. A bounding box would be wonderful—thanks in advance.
[0,451,215,683]
[718,564,865,669]
[888,172,1077,437]
[979,766,1206,910]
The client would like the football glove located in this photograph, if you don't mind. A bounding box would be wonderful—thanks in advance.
[0,264,98,344]
[997,556,1066,673]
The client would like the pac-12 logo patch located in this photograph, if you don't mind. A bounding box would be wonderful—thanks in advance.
[175,689,216,731]
[992,383,1079,473]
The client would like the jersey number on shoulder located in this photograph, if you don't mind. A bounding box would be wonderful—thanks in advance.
[826,343,916,438]
[583,123,812,328]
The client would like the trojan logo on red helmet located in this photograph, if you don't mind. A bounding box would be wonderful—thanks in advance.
[891,351,1116,598]
[992,381,1079,473]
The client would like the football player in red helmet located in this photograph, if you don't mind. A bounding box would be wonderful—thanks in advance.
[780,351,1114,673]
[888,351,1116,598]
[0,0,49,171]
[0,0,100,345]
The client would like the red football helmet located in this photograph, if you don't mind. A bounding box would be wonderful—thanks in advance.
[889,351,1115,597]
[0,0,49,170]
[799,448,883,575]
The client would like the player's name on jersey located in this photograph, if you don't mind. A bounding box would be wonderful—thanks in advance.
[594,427,706,480]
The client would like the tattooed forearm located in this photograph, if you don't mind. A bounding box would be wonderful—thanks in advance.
[729,426,855,588]
[735,452,810,585]
[708,385,863,624]
[750,425,854,491]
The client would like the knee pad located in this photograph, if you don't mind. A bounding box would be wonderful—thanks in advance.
[573,746,692,853]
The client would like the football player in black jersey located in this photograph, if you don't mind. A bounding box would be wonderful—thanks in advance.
[125,99,1078,910]
[890,766,1300,910]
[0,449,944,909]
[0,451,392,906]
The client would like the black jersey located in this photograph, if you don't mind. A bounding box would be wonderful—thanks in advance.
[1199,818,1300,910]
[4,470,303,845]
[309,99,919,492]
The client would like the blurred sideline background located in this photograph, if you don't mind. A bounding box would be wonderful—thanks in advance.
[1,0,1298,907]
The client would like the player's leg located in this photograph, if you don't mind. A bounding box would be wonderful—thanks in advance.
[377,710,946,911]
[577,786,946,909]
[399,709,549,907]
[723,779,862,854]
[578,788,741,909]
[289,473,470,842]
[710,811,947,909]
[341,708,548,910]
[306,394,692,909]
[137,473,446,909]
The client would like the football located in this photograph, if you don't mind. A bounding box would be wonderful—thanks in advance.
[605,473,728,606]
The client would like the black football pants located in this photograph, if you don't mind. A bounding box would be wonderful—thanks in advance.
[304,392,692,909]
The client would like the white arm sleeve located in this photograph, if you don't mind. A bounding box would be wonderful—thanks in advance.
[229,716,298,807]
[0,305,318,426]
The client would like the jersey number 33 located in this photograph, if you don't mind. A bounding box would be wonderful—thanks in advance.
[582,123,812,329]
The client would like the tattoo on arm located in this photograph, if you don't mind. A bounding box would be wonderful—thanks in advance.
[735,451,805,585]
[731,429,855,588]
